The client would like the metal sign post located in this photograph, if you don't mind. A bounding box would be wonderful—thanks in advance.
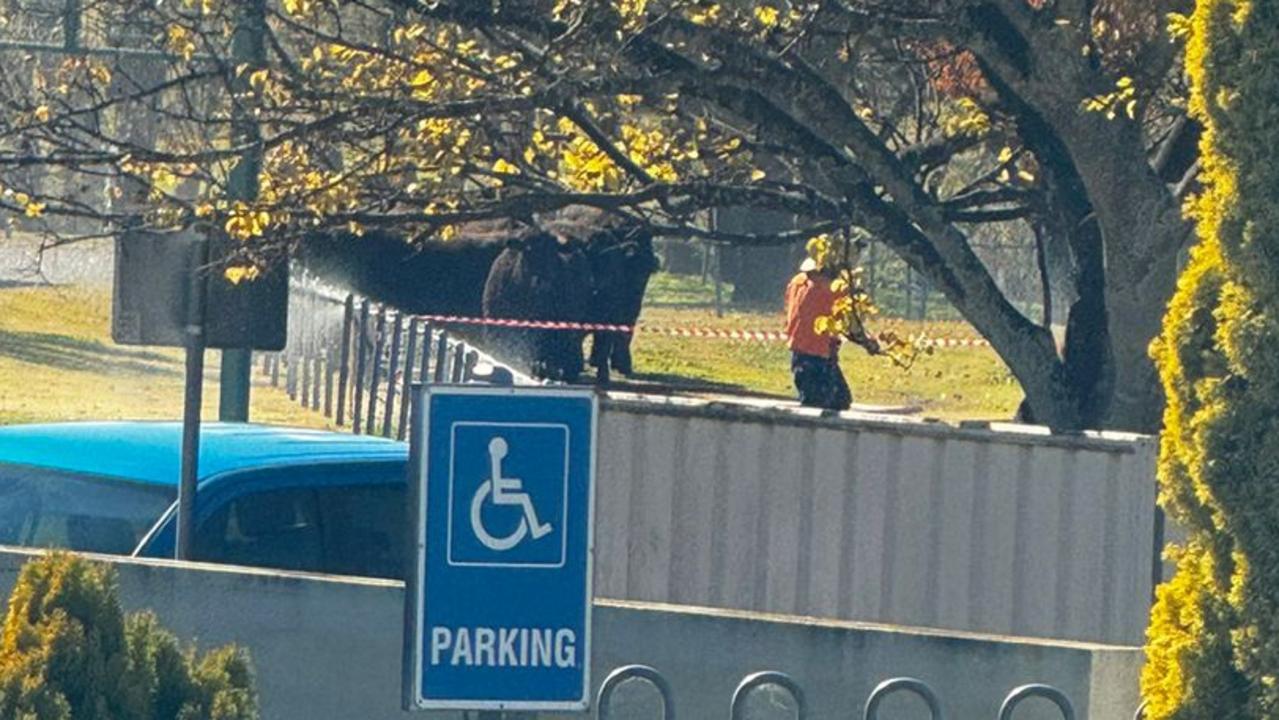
[176,237,209,560]
[404,386,597,712]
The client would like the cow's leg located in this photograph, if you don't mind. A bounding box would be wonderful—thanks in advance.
[589,331,610,372]
[565,332,585,382]
[611,332,634,375]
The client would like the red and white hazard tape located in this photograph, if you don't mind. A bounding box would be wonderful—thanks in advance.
[408,312,990,349]
[920,337,987,350]
[637,326,789,342]
[413,313,633,333]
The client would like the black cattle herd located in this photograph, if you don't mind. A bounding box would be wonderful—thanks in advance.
[298,209,660,383]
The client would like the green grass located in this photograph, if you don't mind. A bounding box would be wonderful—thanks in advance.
[645,271,735,306]
[630,305,1024,421]
[0,285,329,427]
[0,280,1023,426]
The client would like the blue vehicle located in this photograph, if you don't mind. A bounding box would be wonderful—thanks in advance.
[0,422,411,579]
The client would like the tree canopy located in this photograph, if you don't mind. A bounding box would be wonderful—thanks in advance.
[0,0,1198,429]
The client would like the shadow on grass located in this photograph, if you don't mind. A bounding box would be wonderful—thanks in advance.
[0,329,180,377]
[606,371,788,400]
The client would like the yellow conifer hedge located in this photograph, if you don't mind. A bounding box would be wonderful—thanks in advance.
[1143,0,1279,716]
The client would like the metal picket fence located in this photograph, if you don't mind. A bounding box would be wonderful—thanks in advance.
[257,278,515,440]
[587,665,1151,720]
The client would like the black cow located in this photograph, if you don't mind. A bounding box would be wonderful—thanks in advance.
[583,224,659,382]
[481,231,594,382]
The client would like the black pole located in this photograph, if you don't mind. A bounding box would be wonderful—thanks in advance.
[176,239,209,561]
[63,0,81,51]
[397,318,419,440]
[383,313,403,438]
[336,295,354,425]
[433,331,449,383]
[352,300,370,434]
[217,0,266,423]
[450,343,466,383]
[366,307,387,433]
[419,323,433,385]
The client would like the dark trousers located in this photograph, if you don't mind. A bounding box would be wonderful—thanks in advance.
[791,352,852,410]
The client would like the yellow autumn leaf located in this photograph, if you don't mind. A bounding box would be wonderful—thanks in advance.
[754,5,779,26]
[410,68,434,90]
[223,265,261,285]
[33,106,51,123]
[687,3,721,25]
[750,168,766,181]
[24,201,45,218]
[248,69,270,90]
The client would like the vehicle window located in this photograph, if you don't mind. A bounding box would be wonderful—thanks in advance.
[182,462,407,579]
[0,464,175,554]
[194,487,324,574]
[316,484,405,580]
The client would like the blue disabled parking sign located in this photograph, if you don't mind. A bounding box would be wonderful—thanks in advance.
[404,386,597,712]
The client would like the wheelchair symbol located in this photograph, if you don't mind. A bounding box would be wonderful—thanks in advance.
[470,437,553,551]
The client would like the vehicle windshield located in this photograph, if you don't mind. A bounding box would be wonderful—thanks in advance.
[0,464,175,554]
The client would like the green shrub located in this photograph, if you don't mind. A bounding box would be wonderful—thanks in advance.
[0,553,257,720]
[1143,0,1279,717]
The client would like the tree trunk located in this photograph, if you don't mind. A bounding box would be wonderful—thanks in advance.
[1061,120,1186,432]
[969,15,1189,432]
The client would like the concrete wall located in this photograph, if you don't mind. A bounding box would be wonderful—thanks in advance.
[0,549,1142,720]
[595,396,1159,645]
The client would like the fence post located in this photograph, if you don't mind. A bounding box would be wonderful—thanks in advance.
[863,678,943,720]
[269,354,280,387]
[286,351,298,400]
[596,665,675,720]
[998,685,1075,720]
[398,317,420,441]
[420,323,433,386]
[463,350,479,382]
[336,295,354,426]
[352,299,370,434]
[366,306,387,434]
[311,354,322,411]
[433,331,449,383]
[382,313,404,438]
[730,672,805,720]
[324,345,335,418]
[450,343,466,383]
[300,350,311,408]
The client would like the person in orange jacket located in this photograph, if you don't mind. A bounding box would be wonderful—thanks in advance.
[784,256,876,410]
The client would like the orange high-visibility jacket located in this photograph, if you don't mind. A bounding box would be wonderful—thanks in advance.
[784,271,844,359]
